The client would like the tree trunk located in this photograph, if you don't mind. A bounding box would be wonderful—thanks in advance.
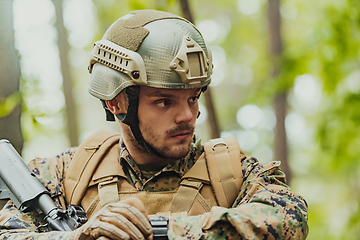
[53,0,79,147]
[179,0,221,139]
[0,0,23,152]
[0,0,22,209]
[267,0,292,183]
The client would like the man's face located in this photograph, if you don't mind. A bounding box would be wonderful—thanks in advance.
[137,86,201,160]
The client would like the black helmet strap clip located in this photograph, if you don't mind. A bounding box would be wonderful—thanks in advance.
[101,100,116,122]
[115,86,157,155]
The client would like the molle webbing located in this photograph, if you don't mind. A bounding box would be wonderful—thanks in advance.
[171,180,203,213]
[98,176,120,207]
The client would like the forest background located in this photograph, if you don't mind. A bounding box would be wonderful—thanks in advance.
[0,0,360,239]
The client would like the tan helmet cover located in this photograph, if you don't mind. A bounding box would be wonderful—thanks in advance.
[88,9,212,100]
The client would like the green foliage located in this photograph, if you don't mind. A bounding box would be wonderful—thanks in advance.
[0,91,22,118]
[317,93,360,171]
[280,0,360,238]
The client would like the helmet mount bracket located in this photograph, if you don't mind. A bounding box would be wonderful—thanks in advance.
[169,36,210,84]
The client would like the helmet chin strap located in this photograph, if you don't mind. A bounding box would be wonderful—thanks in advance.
[115,86,158,155]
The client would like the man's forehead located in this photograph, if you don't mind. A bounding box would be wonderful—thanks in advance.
[140,86,201,97]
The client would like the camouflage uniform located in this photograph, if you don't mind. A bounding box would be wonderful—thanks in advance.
[0,136,309,239]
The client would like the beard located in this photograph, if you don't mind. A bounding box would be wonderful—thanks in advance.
[140,123,195,159]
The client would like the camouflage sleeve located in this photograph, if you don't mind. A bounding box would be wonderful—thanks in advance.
[0,148,77,240]
[168,157,309,240]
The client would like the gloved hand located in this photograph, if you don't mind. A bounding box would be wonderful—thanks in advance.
[68,197,153,240]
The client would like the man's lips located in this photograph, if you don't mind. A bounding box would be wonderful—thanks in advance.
[166,124,195,139]
[170,131,192,139]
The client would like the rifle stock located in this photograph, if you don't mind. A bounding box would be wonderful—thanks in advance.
[0,139,87,231]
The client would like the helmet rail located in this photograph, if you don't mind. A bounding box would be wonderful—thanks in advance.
[89,39,147,85]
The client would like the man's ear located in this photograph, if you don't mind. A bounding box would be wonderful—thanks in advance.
[105,91,128,115]
[105,99,120,115]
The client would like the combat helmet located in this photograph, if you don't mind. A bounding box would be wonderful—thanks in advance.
[88,9,213,154]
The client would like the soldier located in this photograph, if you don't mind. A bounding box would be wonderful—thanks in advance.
[0,9,308,240]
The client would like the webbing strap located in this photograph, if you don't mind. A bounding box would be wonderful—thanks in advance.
[195,193,212,212]
[171,180,203,213]
[205,137,244,207]
[86,195,100,219]
[98,177,120,207]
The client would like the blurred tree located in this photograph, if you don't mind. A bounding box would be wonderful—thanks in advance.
[267,0,291,183]
[53,0,79,147]
[0,0,22,209]
[272,0,360,238]
[0,0,22,152]
[179,0,221,139]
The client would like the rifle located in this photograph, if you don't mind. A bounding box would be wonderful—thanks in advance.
[0,139,169,238]
[0,139,87,232]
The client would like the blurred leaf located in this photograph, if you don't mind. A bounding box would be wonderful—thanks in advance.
[0,91,21,118]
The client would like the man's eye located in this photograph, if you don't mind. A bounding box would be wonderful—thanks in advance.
[189,96,199,103]
[156,99,172,107]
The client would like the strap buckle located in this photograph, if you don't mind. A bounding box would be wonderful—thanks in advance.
[212,141,228,151]
[84,145,100,150]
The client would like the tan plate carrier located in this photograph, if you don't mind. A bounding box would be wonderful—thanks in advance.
[64,129,246,218]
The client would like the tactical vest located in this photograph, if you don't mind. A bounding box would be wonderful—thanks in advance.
[64,129,246,219]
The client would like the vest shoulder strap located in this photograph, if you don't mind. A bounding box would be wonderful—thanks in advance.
[65,132,245,213]
[204,137,246,207]
[64,129,121,205]
[171,136,246,212]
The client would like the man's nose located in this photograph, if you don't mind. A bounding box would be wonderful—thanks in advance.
[175,103,194,124]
